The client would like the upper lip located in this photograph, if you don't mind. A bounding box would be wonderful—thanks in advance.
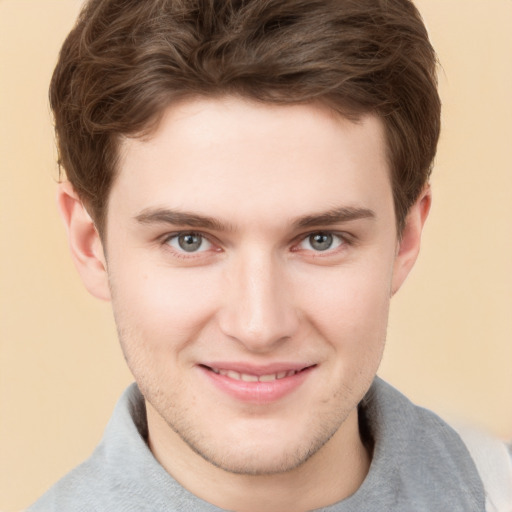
[199,362,316,376]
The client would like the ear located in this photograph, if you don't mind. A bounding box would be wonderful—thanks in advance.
[57,182,111,301]
[391,186,431,295]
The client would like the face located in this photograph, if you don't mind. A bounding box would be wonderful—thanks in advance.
[88,97,420,475]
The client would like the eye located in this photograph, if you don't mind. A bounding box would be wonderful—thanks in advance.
[165,232,212,253]
[298,232,345,252]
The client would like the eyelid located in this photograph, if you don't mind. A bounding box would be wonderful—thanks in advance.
[291,230,352,252]
[161,230,220,254]
[159,229,353,256]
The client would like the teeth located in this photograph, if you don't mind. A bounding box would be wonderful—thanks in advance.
[211,367,299,382]
[259,373,276,382]
[241,373,259,382]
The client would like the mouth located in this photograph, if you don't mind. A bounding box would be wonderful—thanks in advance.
[202,365,310,382]
[198,363,316,403]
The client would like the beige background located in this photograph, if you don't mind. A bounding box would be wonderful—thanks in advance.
[0,0,511,510]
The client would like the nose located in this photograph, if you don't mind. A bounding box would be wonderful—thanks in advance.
[218,250,299,353]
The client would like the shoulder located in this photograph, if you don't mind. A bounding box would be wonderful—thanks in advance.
[360,379,486,510]
[25,384,143,512]
[25,454,107,512]
[362,378,510,511]
[452,424,512,512]
[374,379,512,511]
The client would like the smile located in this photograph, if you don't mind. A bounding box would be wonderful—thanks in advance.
[199,364,315,403]
[209,368,301,382]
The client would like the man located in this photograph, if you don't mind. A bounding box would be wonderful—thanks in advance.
[28,0,511,511]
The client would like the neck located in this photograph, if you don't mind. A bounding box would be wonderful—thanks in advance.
[147,403,370,512]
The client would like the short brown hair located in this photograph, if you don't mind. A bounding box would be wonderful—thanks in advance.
[50,0,440,234]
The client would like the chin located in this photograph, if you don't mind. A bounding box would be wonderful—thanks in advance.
[196,444,316,476]
[177,418,341,476]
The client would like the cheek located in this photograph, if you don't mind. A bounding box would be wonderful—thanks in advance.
[296,261,393,353]
[108,259,222,354]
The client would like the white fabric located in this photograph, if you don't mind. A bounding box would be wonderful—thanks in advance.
[455,425,512,512]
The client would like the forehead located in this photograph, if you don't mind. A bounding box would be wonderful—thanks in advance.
[112,97,393,230]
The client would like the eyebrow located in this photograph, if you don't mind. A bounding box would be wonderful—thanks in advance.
[135,208,233,231]
[292,206,376,229]
[134,205,375,231]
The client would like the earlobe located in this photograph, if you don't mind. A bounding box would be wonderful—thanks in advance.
[57,182,111,301]
[391,186,431,295]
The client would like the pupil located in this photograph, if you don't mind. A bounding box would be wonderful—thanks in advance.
[310,233,332,251]
[178,233,202,252]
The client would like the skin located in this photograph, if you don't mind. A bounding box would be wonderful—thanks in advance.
[58,97,430,512]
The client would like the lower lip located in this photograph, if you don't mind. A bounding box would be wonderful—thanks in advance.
[199,366,314,404]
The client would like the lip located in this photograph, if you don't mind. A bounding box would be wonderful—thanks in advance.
[198,362,316,404]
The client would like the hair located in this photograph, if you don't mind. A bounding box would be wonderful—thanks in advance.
[50,0,440,235]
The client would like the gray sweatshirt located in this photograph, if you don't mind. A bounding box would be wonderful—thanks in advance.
[27,378,487,511]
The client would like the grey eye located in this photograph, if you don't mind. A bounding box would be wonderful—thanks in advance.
[297,232,344,252]
[308,233,333,251]
[178,233,203,252]
[166,233,212,253]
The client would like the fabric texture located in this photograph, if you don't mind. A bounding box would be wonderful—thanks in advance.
[27,378,490,511]
[454,424,512,512]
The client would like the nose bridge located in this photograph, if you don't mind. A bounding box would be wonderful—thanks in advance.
[220,247,298,351]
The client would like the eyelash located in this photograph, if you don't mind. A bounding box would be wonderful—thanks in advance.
[160,230,353,258]
[161,232,218,259]
[292,231,350,255]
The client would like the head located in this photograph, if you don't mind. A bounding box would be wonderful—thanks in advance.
[50,0,440,236]
[51,0,439,492]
